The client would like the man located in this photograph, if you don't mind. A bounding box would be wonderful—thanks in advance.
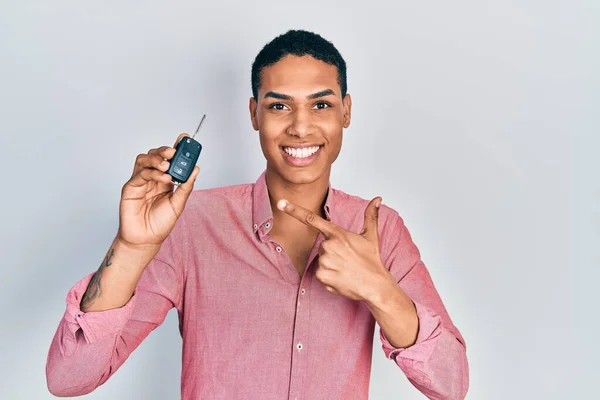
[46,30,468,399]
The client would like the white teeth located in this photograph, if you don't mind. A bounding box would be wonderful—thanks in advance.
[283,146,320,158]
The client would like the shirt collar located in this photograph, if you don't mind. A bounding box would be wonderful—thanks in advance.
[252,169,334,237]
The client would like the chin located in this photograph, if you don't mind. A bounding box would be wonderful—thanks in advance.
[269,162,329,186]
[283,170,323,184]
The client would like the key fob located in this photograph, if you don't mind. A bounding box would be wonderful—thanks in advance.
[167,136,202,184]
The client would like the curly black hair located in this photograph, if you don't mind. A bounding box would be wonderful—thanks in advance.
[251,30,347,100]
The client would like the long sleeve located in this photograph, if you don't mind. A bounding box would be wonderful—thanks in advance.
[378,210,469,400]
[45,230,184,397]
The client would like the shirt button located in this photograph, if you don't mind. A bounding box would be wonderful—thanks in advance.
[253,223,258,230]
[265,222,271,229]
[301,288,306,295]
[276,246,282,252]
[297,343,303,350]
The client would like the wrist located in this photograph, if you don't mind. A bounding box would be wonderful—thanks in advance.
[362,273,398,310]
[363,272,416,318]
[112,236,161,273]
[114,235,162,254]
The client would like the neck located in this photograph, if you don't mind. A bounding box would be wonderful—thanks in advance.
[265,168,330,232]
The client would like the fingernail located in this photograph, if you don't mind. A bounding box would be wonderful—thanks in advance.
[277,199,288,210]
[376,198,382,208]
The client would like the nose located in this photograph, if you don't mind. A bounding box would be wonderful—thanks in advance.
[287,109,312,137]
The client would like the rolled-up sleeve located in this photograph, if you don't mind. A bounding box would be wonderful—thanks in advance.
[60,272,137,349]
[379,209,469,400]
[46,226,184,397]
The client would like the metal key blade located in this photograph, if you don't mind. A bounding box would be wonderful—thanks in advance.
[192,114,207,139]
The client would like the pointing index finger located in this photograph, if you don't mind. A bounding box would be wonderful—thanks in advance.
[277,199,338,238]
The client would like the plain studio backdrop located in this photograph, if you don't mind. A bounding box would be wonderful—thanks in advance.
[0,1,597,399]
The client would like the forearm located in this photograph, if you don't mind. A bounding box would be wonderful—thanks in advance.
[373,293,469,399]
[373,211,469,398]
[80,236,159,312]
[47,248,178,396]
[364,277,419,348]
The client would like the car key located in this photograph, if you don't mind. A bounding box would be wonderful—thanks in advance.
[167,114,206,185]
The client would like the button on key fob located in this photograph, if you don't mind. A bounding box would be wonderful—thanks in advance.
[168,136,202,184]
[167,114,206,185]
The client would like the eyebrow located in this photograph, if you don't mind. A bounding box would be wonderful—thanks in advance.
[263,89,336,100]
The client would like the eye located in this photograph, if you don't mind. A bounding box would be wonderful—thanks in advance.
[268,103,289,111]
[313,102,332,110]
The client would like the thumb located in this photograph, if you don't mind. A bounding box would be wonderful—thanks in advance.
[361,197,382,243]
[170,165,200,215]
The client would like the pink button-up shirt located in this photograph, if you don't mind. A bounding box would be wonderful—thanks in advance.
[46,170,468,399]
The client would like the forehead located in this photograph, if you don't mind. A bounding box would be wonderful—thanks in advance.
[259,55,340,97]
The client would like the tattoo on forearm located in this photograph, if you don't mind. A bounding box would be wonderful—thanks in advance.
[81,248,115,309]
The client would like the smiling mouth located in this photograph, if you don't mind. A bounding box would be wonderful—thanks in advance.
[280,145,323,159]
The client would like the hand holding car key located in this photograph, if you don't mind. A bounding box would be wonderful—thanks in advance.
[117,115,205,249]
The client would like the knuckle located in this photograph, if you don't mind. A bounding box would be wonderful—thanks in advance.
[159,146,170,155]
[305,212,316,225]
[153,154,164,165]
[315,267,326,281]
[329,237,343,247]
[163,147,175,159]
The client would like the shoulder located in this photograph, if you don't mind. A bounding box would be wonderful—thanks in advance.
[180,181,254,221]
[187,182,253,206]
[331,187,405,230]
[331,187,409,257]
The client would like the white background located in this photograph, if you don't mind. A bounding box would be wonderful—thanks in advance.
[0,1,598,399]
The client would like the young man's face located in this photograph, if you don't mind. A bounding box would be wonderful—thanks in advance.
[249,55,352,185]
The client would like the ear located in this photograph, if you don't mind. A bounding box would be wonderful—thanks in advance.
[342,93,352,128]
[249,97,259,131]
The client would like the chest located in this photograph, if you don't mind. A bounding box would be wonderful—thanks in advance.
[271,231,319,277]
